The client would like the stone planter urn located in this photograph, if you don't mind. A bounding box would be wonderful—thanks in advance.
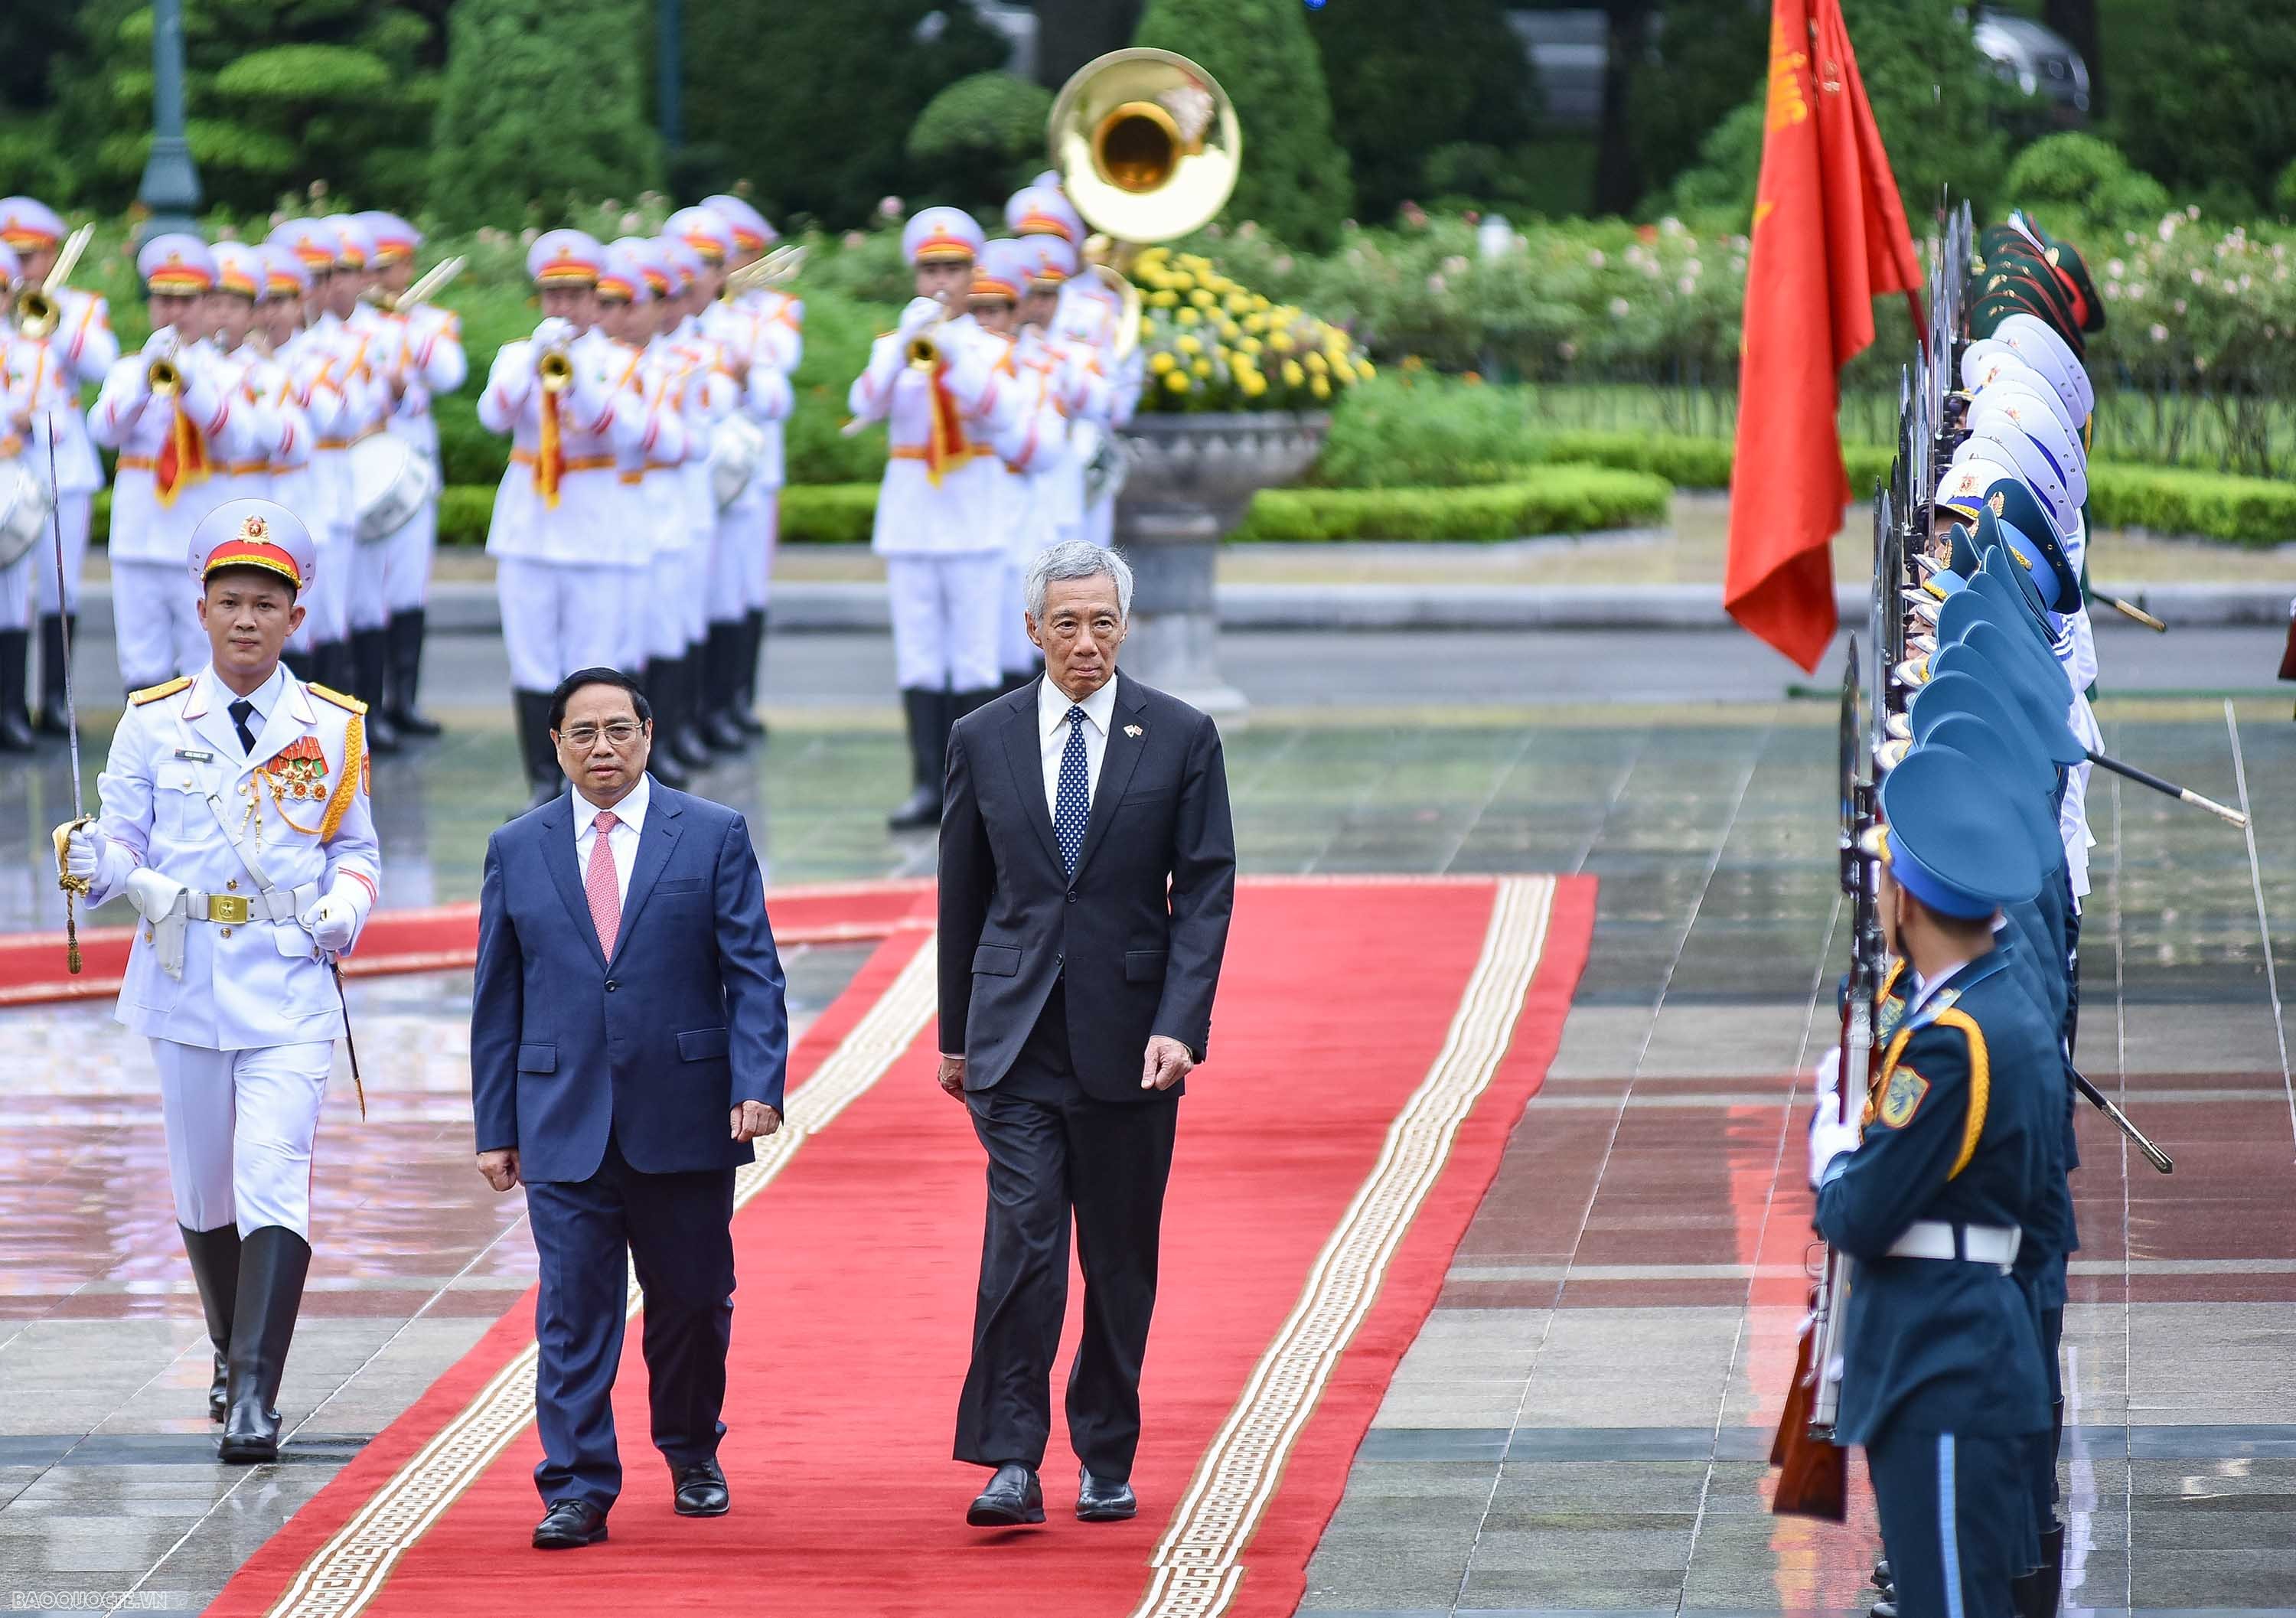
[1112,410,1329,725]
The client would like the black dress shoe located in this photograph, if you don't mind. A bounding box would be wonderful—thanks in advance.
[1871,1558,1892,1591]
[533,1498,609,1549]
[966,1463,1045,1527]
[672,1457,730,1517]
[1077,1466,1137,1522]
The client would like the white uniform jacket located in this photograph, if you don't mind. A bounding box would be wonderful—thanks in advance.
[22,287,117,499]
[383,304,468,462]
[478,328,653,567]
[850,307,1022,560]
[81,664,381,1050]
[88,336,254,565]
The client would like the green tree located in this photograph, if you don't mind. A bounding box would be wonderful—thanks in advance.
[906,72,1056,215]
[681,0,1005,230]
[1841,0,2012,227]
[2103,2,2296,214]
[1309,0,1539,223]
[430,0,660,227]
[1133,0,1353,250]
[1628,0,1768,208]
[34,0,447,213]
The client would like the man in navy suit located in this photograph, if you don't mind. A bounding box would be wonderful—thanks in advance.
[939,541,1236,1528]
[471,667,788,1550]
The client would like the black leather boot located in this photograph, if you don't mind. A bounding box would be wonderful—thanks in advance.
[515,690,563,816]
[350,629,400,754]
[735,608,768,737]
[667,654,716,770]
[181,1223,241,1423]
[218,1225,311,1463]
[952,686,999,723]
[0,630,34,752]
[886,687,947,830]
[313,639,350,695]
[700,622,749,752]
[35,614,72,736]
[638,664,690,791]
[386,610,442,737]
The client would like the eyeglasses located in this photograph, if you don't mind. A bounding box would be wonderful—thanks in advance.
[559,720,645,749]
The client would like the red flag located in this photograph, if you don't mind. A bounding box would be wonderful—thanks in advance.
[1724,0,1925,672]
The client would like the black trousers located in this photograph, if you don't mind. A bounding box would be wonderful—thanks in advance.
[525,1132,736,1509]
[955,981,1178,1481]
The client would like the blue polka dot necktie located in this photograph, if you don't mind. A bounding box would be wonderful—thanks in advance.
[1055,706,1090,874]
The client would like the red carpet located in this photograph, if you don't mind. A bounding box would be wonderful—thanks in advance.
[207,874,1593,1618]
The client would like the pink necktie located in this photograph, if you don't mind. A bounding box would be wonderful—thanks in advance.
[585,810,621,959]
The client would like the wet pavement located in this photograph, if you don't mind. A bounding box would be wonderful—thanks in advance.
[0,667,2289,1614]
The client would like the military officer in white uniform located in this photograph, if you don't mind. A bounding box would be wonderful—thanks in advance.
[848,207,1022,828]
[0,197,119,739]
[60,497,379,1463]
[90,235,255,695]
[359,211,467,740]
[266,217,367,697]
[478,230,653,811]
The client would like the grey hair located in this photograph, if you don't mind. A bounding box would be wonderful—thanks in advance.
[1025,540,1133,621]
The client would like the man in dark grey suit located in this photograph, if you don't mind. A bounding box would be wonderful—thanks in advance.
[938,540,1237,1528]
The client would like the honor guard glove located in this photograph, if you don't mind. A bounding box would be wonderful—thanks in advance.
[897,296,947,339]
[60,820,106,882]
[1807,1088,1861,1191]
[530,318,576,358]
[300,891,359,954]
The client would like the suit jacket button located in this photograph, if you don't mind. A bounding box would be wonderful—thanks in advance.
[605,980,618,991]
[1066,890,1077,903]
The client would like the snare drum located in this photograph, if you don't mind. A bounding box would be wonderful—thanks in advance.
[350,432,439,543]
[0,459,55,569]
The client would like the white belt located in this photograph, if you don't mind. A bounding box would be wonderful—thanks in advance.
[125,873,318,980]
[181,886,311,925]
[1887,1220,2022,1269]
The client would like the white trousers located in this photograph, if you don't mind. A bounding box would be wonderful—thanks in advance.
[32,493,92,615]
[885,553,1003,692]
[745,489,779,611]
[0,548,33,631]
[152,1036,333,1238]
[382,495,437,615]
[647,546,697,662]
[999,559,1035,675]
[498,556,636,692]
[347,530,390,632]
[707,494,757,628]
[290,524,356,651]
[113,559,207,692]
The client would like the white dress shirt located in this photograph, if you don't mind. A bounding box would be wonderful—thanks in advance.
[571,771,651,908]
[1038,672,1120,822]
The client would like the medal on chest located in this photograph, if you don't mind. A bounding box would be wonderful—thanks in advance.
[240,734,331,840]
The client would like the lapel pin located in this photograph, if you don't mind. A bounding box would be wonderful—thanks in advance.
[1124,724,1143,738]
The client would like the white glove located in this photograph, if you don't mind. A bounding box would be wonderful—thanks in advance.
[897,296,946,339]
[142,327,181,361]
[1808,1090,1861,1191]
[62,820,106,882]
[300,892,358,954]
[531,318,576,355]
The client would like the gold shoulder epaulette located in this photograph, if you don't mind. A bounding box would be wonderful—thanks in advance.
[129,676,192,706]
[306,682,369,716]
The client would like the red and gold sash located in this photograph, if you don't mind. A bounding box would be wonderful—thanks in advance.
[153,404,210,507]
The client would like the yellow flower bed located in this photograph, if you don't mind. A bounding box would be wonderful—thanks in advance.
[1129,246,1370,413]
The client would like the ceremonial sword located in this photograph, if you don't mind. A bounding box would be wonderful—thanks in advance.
[46,430,88,973]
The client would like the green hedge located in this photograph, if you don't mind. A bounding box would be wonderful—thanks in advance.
[2086,464,2296,547]
[1231,468,1668,542]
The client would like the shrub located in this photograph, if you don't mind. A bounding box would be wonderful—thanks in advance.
[2001,135,2172,238]
[2085,465,2296,547]
[429,0,662,229]
[905,73,1056,216]
[1231,468,1669,542]
[1133,0,1353,251]
[1313,374,1537,488]
[1133,246,1371,414]
[778,484,882,545]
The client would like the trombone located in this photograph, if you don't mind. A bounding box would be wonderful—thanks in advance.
[1047,48,1242,362]
[373,254,466,315]
[15,223,96,342]
[723,243,805,299]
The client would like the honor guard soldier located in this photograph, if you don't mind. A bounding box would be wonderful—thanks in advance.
[1,197,119,739]
[254,243,346,683]
[204,244,292,510]
[706,193,802,726]
[359,210,467,740]
[57,497,379,1463]
[973,237,1071,692]
[848,207,1022,828]
[0,244,53,748]
[1808,742,2060,1618]
[266,218,362,697]
[315,214,403,748]
[478,230,653,811]
[656,234,739,758]
[91,235,254,696]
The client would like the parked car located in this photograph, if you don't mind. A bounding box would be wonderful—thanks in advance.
[1971,7,2091,123]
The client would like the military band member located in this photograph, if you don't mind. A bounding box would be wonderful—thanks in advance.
[478,230,652,812]
[0,244,52,749]
[58,497,378,1463]
[266,218,360,696]
[90,235,253,696]
[706,193,801,729]
[849,207,1022,828]
[359,210,467,739]
[204,243,290,511]
[1,197,119,739]
[656,235,738,758]
[1808,742,2057,1618]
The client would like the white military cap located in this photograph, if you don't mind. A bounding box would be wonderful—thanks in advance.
[325,214,377,271]
[701,194,777,252]
[596,242,649,304]
[209,242,263,300]
[527,230,605,288]
[358,211,421,266]
[189,499,318,592]
[0,196,67,251]
[1006,185,1083,244]
[666,206,735,266]
[137,233,217,294]
[609,236,668,301]
[259,243,311,298]
[269,218,338,272]
[1990,312,2094,422]
[902,207,984,266]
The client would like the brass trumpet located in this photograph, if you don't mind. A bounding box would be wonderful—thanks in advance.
[1047,49,1240,364]
[536,345,575,394]
[148,356,183,397]
[906,295,957,371]
[15,223,96,342]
